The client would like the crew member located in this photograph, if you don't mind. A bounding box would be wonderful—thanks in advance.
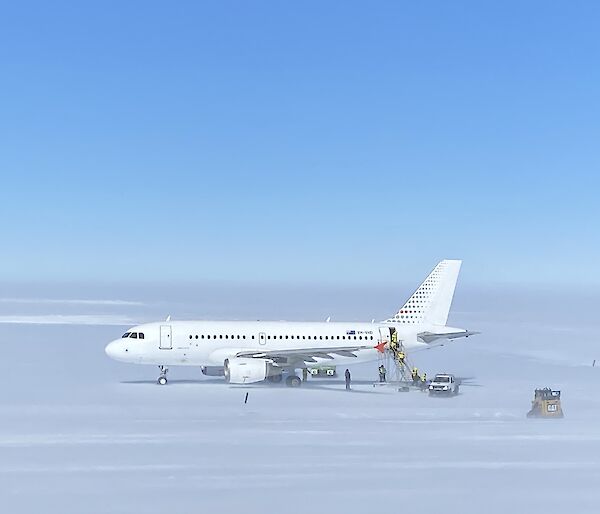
[411,367,419,385]
[397,351,405,365]
[378,364,387,383]
[345,368,351,391]
[302,368,308,382]
[419,372,428,390]
[390,332,399,353]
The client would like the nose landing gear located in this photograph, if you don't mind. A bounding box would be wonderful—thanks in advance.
[157,366,168,385]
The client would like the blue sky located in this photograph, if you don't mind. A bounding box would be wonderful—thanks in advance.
[1,1,598,286]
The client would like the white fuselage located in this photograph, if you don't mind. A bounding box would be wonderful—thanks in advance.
[105,320,429,368]
[104,260,474,383]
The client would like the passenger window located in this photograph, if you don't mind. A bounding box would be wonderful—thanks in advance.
[139,333,144,339]
[130,332,138,339]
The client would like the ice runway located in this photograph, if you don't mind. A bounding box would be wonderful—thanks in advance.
[1,290,599,513]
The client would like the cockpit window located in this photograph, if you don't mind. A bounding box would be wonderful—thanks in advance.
[139,333,144,339]
[130,332,138,339]
[122,332,130,338]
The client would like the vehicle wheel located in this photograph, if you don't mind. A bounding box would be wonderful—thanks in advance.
[157,376,168,386]
[286,375,301,387]
[268,374,283,383]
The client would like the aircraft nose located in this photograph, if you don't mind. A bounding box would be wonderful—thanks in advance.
[105,341,121,360]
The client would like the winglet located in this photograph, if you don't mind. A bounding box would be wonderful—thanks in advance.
[375,342,386,353]
[166,315,171,322]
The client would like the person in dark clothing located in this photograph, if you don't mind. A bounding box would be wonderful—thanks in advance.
[378,364,387,382]
[345,368,351,390]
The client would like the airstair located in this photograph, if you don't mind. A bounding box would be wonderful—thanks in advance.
[375,330,422,391]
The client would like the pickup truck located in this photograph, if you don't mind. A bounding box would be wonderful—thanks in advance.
[428,374,459,396]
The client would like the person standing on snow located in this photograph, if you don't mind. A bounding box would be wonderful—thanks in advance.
[411,367,420,385]
[345,368,351,390]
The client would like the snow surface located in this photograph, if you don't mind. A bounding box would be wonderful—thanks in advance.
[1,285,599,513]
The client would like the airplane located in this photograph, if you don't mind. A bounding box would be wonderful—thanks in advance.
[105,260,477,386]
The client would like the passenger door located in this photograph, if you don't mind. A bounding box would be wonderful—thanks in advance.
[160,325,172,350]
[379,327,391,344]
[259,332,266,345]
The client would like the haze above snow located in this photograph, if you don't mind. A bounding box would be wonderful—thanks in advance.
[1,283,599,513]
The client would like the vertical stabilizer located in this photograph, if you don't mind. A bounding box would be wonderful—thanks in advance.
[385,260,462,326]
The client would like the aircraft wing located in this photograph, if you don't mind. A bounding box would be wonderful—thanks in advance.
[235,345,376,364]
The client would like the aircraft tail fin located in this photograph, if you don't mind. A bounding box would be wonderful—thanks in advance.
[385,260,462,326]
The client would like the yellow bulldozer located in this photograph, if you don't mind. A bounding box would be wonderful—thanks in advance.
[527,388,564,418]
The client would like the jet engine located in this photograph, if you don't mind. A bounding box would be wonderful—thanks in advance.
[201,366,225,377]
[224,357,275,384]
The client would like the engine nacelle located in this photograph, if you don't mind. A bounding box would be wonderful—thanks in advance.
[224,357,273,384]
[201,366,225,377]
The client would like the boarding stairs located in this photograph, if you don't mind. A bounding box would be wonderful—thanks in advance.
[375,337,419,390]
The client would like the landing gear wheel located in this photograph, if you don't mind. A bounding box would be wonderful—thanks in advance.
[286,375,302,388]
[157,365,168,385]
[268,374,283,383]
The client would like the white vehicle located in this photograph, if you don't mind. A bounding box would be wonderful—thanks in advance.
[105,260,477,387]
[428,374,459,396]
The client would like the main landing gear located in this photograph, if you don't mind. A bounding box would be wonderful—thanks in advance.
[285,375,301,388]
[267,371,301,387]
[157,366,168,385]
